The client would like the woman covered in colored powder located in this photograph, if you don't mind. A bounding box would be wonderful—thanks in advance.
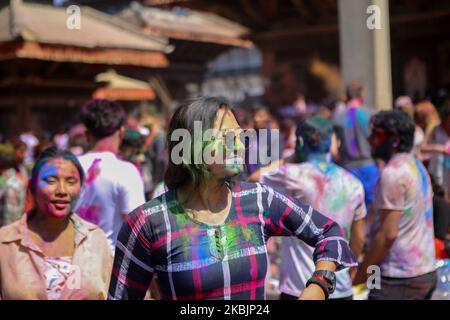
[108,97,357,300]
[0,147,112,299]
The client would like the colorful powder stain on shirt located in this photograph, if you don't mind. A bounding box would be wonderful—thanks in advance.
[356,108,370,125]
[330,188,347,213]
[316,161,348,213]
[85,158,102,184]
[223,223,241,249]
[77,205,100,225]
[346,108,359,156]
[404,207,413,217]
[413,158,434,224]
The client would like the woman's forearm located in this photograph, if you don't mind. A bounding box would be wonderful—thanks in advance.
[314,260,337,272]
[299,261,337,300]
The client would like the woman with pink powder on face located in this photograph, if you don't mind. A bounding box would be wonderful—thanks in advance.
[0,146,112,300]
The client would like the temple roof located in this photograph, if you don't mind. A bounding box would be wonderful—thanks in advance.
[0,0,172,50]
[0,0,172,67]
[117,2,252,48]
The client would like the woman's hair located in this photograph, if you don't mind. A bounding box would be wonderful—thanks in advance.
[29,146,85,196]
[370,110,415,154]
[414,100,441,134]
[164,97,233,190]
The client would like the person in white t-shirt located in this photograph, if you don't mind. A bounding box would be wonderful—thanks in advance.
[75,99,145,251]
[354,110,436,300]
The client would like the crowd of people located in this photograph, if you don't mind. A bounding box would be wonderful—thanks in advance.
[0,81,449,300]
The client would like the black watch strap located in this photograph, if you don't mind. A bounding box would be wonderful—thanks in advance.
[306,270,336,299]
[306,277,330,299]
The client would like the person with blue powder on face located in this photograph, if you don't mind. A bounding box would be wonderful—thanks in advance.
[0,146,112,300]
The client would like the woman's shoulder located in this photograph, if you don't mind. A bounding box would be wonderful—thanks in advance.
[129,190,178,220]
[71,213,101,230]
[0,216,26,244]
[232,180,263,192]
[231,180,276,199]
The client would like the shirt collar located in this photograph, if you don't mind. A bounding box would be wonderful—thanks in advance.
[71,213,95,246]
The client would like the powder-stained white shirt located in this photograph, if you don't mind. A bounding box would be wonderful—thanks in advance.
[76,152,145,250]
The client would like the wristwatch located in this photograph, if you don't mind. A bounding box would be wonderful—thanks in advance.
[306,270,336,299]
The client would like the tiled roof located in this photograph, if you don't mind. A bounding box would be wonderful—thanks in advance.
[0,0,171,52]
[118,2,252,47]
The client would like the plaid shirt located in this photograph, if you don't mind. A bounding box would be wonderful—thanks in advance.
[108,181,357,300]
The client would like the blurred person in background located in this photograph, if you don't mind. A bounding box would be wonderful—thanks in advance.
[141,111,168,200]
[315,96,338,121]
[415,100,441,165]
[252,116,366,300]
[0,145,26,227]
[423,101,450,202]
[54,126,69,151]
[277,106,297,159]
[430,175,450,260]
[394,95,415,116]
[246,106,283,176]
[415,100,441,141]
[354,110,436,300]
[12,139,29,184]
[68,123,88,157]
[75,99,145,251]
[233,107,253,130]
[293,94,308,119]
[332,81,379,211]
[125,109,142,132]
[0,140,29,227]
[12,139,28,181]
[253,106,272,130]
[120,128,145,174]
[0,147,112,299]
[20,131,39,167]
[394,95,425,160]
[33,137,55,162]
